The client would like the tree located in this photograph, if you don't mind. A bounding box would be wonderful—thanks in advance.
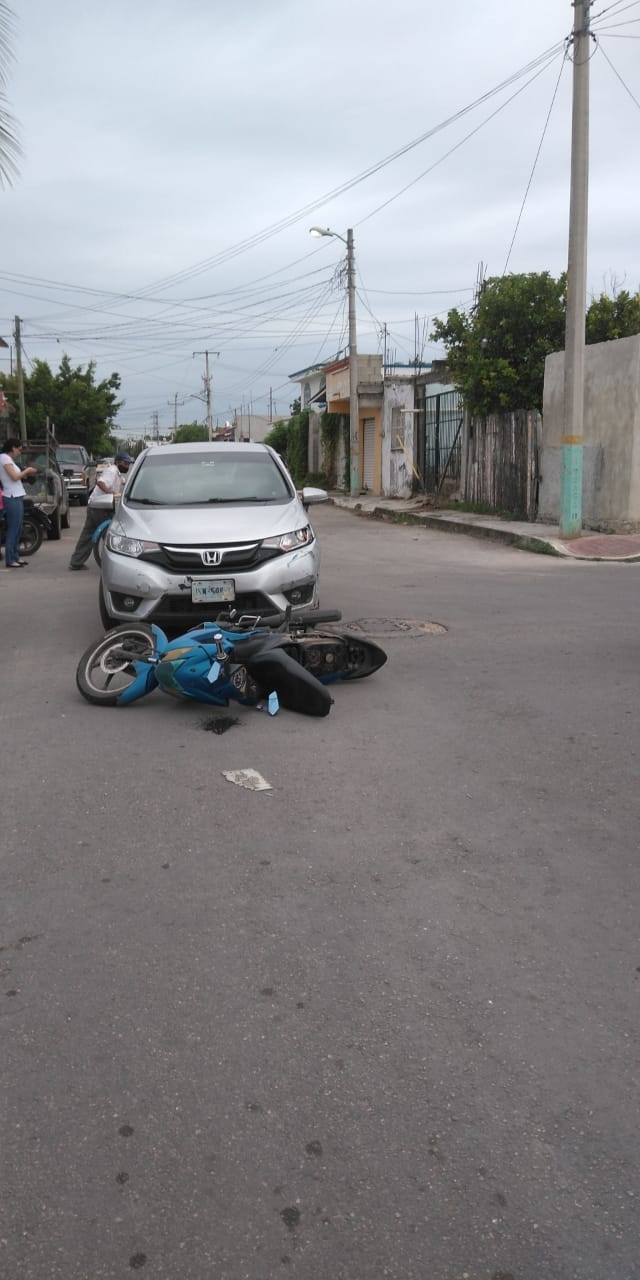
[171,422,209,443]
[0,354,122,454]
[432,272,640,417]
[586,288,640,345]
[431,272,567,416]
[0,3,20,186]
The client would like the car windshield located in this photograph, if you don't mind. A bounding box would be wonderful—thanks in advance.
[56,448,85,465]
[127,450,292,507]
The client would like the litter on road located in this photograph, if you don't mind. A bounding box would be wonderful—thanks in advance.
[222,768,272,792]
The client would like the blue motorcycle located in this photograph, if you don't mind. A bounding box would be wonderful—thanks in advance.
[75,609,387,718]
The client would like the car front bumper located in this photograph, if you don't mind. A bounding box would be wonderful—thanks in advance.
[101,542,320,623]
[65,478,90,499]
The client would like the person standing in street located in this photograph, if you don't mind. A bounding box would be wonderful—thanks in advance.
[69,451,134,570]
[0,439,38,569]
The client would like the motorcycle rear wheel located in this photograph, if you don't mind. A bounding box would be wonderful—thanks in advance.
[20,518,44,556]
[76,624,155,706]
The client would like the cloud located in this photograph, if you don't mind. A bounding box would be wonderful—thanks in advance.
[2,0,639,430]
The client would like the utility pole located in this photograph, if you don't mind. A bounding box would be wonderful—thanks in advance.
[193,350,220,441]
[14,316,27,442]
[310,225,360,493]
[269,386,273,424]
[152,410,159,442]
[560,0,593,539]
[204,351,212,441]
[346,228,359,496]
[172,393,179,433]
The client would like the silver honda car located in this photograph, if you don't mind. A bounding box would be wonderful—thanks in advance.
[99,442,328,628]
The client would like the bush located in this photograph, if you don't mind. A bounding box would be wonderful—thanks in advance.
[264,420,290,456]
[284,411,309,485]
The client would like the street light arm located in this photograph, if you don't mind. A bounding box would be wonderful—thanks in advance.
[309,225,348,247]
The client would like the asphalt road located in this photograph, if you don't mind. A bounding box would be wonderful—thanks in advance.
[2,507,639,1280]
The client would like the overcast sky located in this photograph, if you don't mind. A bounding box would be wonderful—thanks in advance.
[2,0,639,436]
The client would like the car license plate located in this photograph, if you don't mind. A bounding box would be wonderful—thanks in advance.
[191,578,235,604]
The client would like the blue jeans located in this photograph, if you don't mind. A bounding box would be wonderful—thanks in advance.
[4,496,24,564]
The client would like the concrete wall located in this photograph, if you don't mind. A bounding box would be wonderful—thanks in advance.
[539,334,640,531]
[235,413,272,443]
[326,355,383,406]
[382,379,415,498]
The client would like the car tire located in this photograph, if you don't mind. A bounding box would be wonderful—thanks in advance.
[61,507,71,530]
[93,528,108,567]
[99,581,115,630]
[48,509,61,541]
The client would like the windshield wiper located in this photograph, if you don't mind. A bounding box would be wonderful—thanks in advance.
[128,497,170,506]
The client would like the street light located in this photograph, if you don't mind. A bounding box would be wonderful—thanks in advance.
[309,226,359,496]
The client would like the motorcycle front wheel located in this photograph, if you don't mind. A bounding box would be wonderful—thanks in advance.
[20,518,44,556]
[76,624,155,706]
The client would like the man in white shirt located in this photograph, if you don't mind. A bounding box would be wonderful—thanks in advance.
[69,452,134,570]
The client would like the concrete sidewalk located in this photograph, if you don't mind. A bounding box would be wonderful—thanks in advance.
[329,494,640,562]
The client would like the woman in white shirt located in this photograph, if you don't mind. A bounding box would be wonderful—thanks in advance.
[0,438,37,568]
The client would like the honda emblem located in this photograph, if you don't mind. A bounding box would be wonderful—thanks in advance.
[201,549,222,566]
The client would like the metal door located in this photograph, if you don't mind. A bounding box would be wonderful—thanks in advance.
[362,418,376,490]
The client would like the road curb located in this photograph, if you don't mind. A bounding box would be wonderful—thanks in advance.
[327,498,640,562]
[327,498,562,557]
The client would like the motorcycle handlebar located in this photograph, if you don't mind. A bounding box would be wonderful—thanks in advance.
[223,608,343,631]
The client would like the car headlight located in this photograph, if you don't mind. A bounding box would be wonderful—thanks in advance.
[107,531,160,558]
[262,525,314,554]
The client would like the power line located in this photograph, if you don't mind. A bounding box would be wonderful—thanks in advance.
[112,39,567,301]
[596,15,640,26]
[592,0,640,20]
[597,40,640,109]
[364,286,473,296]
[356,48,563,229]
[502,48,569,274]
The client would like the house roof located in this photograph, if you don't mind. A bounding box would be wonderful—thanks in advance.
[288,357,335,381]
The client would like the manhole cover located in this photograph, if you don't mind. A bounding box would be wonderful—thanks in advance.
[342,618,448,639]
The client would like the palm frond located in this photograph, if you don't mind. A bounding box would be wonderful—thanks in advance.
[0,4,20,186]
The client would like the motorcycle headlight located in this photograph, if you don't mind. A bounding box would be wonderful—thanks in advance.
[107,531,160,558]
[262,525,314,554]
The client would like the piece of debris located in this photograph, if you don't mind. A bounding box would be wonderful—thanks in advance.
[201,715,240,735]
[222,768,272,791]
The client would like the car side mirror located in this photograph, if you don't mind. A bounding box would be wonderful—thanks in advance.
[301,486,328,509]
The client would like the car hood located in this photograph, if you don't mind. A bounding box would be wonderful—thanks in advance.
[116,497,306,544]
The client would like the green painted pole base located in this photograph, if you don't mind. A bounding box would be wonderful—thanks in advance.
[350,448,360,497]
[559,442,583,539]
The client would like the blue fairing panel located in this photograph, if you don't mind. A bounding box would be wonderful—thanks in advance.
[117,665,158,705]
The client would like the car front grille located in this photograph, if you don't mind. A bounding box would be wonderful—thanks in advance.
[140,542,280,572]
[156,591,275,620]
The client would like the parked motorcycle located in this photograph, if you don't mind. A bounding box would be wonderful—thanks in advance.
[75,608,387,718]
[0,497,52,557]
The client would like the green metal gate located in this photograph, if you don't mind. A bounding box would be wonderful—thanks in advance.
[415,388,463,493]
